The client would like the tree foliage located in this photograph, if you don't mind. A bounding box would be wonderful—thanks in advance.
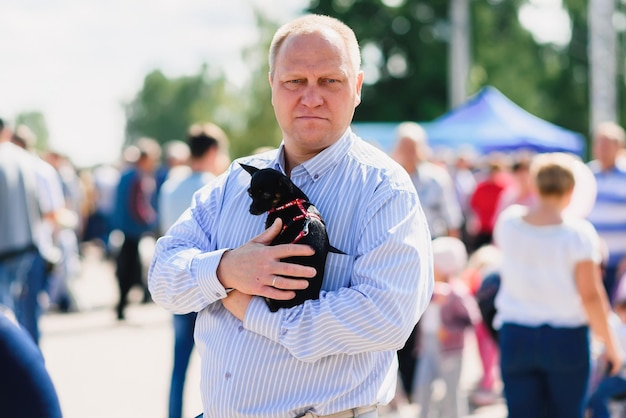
[232,8,283,157]
[124,65,241,148]
[122,0,625,161]
[306,0,625,153]
[123,9,284,160]
[15,111,49,152]
[308,0,450,122]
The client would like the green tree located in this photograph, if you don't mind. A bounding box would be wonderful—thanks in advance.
[306,0,626,155]
[124,65,242,153]
[231,7,283,158]
[124,9,286,161]
[308,0,450,122]
[15,111,49,152]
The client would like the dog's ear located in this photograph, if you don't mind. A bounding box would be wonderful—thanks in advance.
[239,163,259,176]
[279,175,295,191]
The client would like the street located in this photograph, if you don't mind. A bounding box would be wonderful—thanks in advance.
[38,243,507,418]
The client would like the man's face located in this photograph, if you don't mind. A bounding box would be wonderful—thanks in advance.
[269,30,363,162]
[593,134,621,170]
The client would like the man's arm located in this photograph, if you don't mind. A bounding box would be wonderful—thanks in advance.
[148,192,316,315]
[241,188,434,362]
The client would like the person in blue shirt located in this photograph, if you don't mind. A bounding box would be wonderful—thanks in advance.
[158,122,229,418]
[112,137,161,320]
[0,307,63,418]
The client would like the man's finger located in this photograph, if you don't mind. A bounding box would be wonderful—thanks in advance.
[253,218,283,245]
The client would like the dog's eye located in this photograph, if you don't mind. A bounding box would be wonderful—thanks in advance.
[263,192,272,200]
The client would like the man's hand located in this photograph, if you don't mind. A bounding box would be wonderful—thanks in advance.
[221,290,253,321]
[217,218,316,300]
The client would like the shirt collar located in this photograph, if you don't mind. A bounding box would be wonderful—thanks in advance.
[270,128,354,182]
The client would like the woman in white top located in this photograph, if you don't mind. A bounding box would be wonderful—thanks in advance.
[493,152,622,418]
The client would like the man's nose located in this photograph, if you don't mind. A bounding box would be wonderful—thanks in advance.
[300,85,323,107]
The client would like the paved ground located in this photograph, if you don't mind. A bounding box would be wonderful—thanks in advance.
[38,243,507,418]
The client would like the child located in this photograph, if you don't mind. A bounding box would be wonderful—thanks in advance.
[413,236,481,418]
[587,298,626,418]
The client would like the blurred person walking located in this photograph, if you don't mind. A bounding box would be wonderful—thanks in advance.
[8,124,65,344]
[43,151,83,312]
[469,156,511,251]
[493,152,622,418]
[158,122,229,418]
[112,137,161,320]
[83,163,120,256]
[587,122,626,303]
[0,119,45,343]
[390,121,462,401]
[412,236,480,418]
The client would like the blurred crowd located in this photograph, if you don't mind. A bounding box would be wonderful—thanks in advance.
[1,114,626,418]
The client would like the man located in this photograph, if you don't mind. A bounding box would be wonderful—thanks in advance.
[391,122,462,240]
[390,121,462,398]
[5,124,65,344]
[158,122,229,418]
[112,137,161,320]
[587,121,626,302]
[0,119,43,336]
[149,14,433,418]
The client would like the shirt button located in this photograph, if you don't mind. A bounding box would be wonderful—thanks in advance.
[225,372,232,380]
[238,325,244,332]
[215,292,222,297]
[280,328,288,336]
[313,174,319,179]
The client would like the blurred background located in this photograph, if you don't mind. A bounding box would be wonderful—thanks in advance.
[2,0,625,167]
[3,1,626,417]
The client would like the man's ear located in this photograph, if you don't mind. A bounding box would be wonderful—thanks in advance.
[354,71,364,107]
[239,163,259,176]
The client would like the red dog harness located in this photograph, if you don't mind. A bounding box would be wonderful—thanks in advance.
[268,198,322,243]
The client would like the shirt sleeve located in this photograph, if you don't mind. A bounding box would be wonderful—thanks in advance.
[148,177,231,315]
[244,183,435,362]
[571,219,602,265]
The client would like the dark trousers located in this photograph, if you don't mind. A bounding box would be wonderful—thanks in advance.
[397,325,418,398]
[587,375,626,418]
[115,236,148,319]
[500,323,590,418]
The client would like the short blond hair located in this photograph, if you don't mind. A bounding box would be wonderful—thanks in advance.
[594,121,625,146]
[396,121,427,145]
[269,14,361,78]
[530,152,575,197]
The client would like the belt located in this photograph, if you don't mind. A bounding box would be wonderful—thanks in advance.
[299,405,377,418]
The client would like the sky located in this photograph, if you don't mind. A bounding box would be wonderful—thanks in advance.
[0,0,307,168]
[0,0,570,168]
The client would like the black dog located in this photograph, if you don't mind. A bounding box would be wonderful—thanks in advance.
[240,163,342,312]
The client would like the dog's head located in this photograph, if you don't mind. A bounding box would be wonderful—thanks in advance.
[240,163,299,215]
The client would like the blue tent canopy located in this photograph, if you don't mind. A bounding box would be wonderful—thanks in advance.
[352,86,586,156]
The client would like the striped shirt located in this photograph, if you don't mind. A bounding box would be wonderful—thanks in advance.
[587,160,626,268]
[148,129,433,418]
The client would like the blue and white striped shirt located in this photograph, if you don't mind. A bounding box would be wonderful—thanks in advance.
[587,160,626,268]
[148,129,433,418]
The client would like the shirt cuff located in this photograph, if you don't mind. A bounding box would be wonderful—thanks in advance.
[244,297,283,342]
[192,248,232,301]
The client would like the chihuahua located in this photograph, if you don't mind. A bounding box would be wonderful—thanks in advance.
[240,163,342,312]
